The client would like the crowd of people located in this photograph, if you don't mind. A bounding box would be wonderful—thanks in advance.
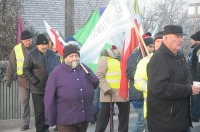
[5,24,200,132]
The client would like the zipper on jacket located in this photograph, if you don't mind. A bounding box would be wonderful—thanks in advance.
[170,105,174,117]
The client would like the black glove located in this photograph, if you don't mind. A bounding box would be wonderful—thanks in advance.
[104,89,112,96]
[12,73,17,81]
[6,80,11,88]
[32,78,40,86]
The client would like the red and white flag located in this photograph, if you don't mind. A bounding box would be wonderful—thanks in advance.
[44,20,64,56]
[119,21,139,100]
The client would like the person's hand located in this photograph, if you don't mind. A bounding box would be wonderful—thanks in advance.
[104,89,112,96]
[12,73,17,81]
[192,85,200,95]
[6,80,11,88]
[33,79,40,86]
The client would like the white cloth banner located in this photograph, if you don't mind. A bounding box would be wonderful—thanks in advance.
[80,0,134,64]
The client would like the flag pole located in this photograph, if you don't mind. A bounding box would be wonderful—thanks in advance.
[135,32,145,57]
[133,23,149,56]
[110,94,114,132]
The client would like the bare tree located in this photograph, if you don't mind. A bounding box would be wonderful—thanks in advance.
[0,0,23,60]
[141,0,200,56]
[142,0,189,33]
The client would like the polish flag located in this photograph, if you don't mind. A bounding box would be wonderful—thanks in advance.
[44,21,65,56]
[119,20,139,100]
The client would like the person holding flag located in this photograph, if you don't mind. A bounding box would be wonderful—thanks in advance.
[6,30,34,131]
[133,32,163,131]
[126,37,155,132]
[95,45,130,132]
[44,44,99,132]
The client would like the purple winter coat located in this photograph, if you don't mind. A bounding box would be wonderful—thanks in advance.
[44,62,99,126]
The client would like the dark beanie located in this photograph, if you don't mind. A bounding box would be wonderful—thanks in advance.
[190,34,197,41]
[154,31,163,42]
[145,32,152,37]
[63,44,80,58]
[36,34,48,45]
[195,31,200,41]
[143,38,154,46]
[21,30,32,40]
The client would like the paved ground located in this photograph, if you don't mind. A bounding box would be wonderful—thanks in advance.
[0,106,200,132]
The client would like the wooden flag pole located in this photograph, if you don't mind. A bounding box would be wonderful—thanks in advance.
[133,23,150,57]
[135,32,145,57]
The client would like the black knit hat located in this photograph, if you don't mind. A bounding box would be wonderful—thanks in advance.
[63,44,80,58]
[154,31,163,42]
[190,34,197,41]
[145,32,152,37]
[143,38,154,46]
[21,30,32,40]
[195,31,200,41]
[163,25,186,35]
[36,34,48,45]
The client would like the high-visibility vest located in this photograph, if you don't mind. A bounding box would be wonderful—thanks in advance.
[105,57,121,89]
[14,44,24,75]
[60,56,63,62]
[134,54,153,118]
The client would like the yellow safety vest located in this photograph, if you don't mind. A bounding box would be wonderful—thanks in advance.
[105,57,121,89]
[134,54,153,118]
[60,56,63,62]
[14,44,24,75]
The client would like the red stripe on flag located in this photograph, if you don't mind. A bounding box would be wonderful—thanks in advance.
[119,26,139,100]
[50,29,64,56]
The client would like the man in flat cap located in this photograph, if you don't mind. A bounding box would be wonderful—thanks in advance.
[23,34,60,132]
[147,25,200,132]
[6,30,34,131]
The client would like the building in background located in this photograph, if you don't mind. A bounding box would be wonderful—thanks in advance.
[22,0,109,37]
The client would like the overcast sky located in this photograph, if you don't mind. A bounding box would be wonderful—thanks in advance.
[138,0,196,14]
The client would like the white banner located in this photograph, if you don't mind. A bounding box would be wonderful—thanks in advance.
[80,0,134,64]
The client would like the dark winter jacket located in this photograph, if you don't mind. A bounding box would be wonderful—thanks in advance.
[188,43,200,81]
[23,48,60,94]
[192,43,200,82]
[147,43,192,132]
[126,49,143,100]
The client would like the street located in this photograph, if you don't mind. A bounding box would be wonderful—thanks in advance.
[0,106,200,132]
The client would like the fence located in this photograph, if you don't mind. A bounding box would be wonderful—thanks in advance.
[0,61,35,120]
[0,80,34,120]
[0,80,21,120]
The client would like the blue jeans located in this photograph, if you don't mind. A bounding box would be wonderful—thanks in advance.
[191,94,200,121]
[93,87,101,121]
[131,101,146,132]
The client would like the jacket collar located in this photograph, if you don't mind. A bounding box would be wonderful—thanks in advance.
[191,43,197,48]
[61,62,81,72]
[20,43,34,51]
[36,48,52,56]
[159,43,177,57]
